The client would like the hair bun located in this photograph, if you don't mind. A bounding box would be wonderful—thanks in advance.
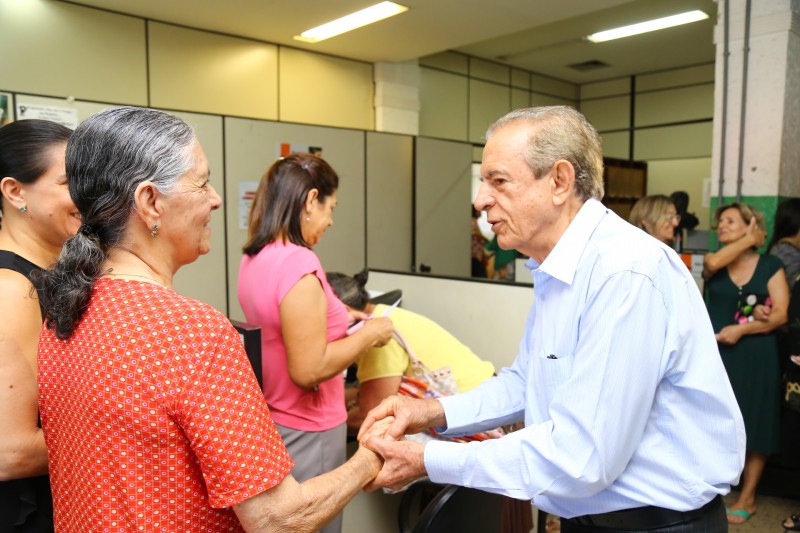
[354,268,369,287]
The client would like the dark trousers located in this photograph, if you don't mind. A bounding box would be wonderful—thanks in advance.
[561,495,727,533]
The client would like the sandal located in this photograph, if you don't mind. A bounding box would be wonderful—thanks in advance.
[784,513,800,532]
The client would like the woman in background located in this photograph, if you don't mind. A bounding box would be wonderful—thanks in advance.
[327,269,495,435]
[703,203,789,525]
[768,197,800,287]
[628,194,680,246]
[0,119,74,531]
[238,153,392,533]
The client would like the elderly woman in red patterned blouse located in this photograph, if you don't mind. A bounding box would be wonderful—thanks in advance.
[35,107,386,532]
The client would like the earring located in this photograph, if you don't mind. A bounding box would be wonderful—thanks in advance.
[19,205,27,213]
[306,216,310,221]
[150,223,159,238]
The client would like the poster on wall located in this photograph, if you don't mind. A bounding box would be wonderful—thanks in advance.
[276,143,324,158]
[15,102,78,129]
[239,181,259,230]
[0,93,13,125]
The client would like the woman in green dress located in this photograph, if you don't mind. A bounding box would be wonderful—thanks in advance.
[704,202,790,525]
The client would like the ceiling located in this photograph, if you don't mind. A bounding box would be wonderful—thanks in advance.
[64,0,718,84]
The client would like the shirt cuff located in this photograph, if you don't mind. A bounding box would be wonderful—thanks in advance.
[424,439,466,485]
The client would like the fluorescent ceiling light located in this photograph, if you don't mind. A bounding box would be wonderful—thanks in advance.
[294,2,409,43]
[585,10,709,43]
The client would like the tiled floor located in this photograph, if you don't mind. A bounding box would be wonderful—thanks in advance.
[723,492,797,532]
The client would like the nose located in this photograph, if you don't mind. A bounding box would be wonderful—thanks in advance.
[474,182,494,212]
[209,184,222,210]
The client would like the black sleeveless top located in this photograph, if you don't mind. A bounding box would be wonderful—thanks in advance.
[0,251,54,531]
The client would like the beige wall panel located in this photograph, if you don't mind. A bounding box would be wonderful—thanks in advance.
[530,93,576,107]
[419,68,468,141]
[149,23,277,120]
[164,111,228,314]
[580,95,630,131]
[646,158,712,230]
[366,132,413,272]
[511,69,531,89]
[415,137,472,278]
[580,78,631,99]
[635,84,714,127]
[511,88,531,111]
[637,64,715,92]
[472,146,484,162]
[0,0,147,105]
[224,117,365,320]
[634,122,713,160]
[600,131,631,160]
[470,58,510,83]
[469,80,510,143]
[531,74,579,99]
[279,48,373,130]
[419,52,469,74]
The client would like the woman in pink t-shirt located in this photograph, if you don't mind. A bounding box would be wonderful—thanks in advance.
[238,153,392,533]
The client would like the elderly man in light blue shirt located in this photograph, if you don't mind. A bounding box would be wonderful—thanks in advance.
[360,106,745,532]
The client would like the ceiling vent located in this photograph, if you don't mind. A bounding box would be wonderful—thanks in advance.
[568,60,610,71]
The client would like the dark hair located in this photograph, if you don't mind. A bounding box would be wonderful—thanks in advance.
[486,106,604,200]
[243,153,339,255]
[327,269,370,310]
[768,198,800,251]
[37,107,196,339]
[0,119,72,221]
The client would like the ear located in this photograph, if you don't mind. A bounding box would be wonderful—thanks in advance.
[132,181,162,230]
[0,176,26,210]
[304,188,319,213]
[551,160,575,207]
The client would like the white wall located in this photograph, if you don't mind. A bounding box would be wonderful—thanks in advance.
[367,271,533,370]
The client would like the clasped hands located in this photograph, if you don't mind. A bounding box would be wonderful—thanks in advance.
[355,395,445,491]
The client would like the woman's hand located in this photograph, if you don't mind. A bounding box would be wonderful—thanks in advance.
[744,216,766,248]
[716,324,745,345]
[348,308,370,323]
[360,316,394,347]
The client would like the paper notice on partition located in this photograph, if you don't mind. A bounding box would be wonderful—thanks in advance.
[239,181,259,230]
[16,103,78,129]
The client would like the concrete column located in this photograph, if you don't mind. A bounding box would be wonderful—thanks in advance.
[373,60,420,135]
[711,0,799,226]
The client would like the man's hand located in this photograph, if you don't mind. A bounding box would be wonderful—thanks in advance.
[357,395,445,442]
[361,436,427,492]
[352,416,395,480]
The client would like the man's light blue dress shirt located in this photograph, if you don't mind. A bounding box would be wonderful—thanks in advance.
[425,199,745,518]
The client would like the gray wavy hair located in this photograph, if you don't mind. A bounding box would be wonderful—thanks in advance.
[38,106,196,339]
[486,106,605,200]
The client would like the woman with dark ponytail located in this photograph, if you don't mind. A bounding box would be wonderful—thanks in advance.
[36,106,386,533]
[0,118,74,532]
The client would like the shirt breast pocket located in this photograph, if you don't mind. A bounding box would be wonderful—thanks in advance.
[533,349,575,391]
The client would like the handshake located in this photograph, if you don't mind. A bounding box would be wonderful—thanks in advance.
[354,395,446,491]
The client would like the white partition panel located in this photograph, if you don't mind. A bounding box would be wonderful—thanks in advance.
[367,271,533,370]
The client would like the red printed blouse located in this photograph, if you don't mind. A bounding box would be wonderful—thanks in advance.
[38,278,293,532]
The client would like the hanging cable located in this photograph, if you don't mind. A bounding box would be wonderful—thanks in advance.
[717,0,729,205]
[735,0,752,201]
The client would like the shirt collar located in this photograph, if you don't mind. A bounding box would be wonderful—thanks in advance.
[525,198,608,285]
